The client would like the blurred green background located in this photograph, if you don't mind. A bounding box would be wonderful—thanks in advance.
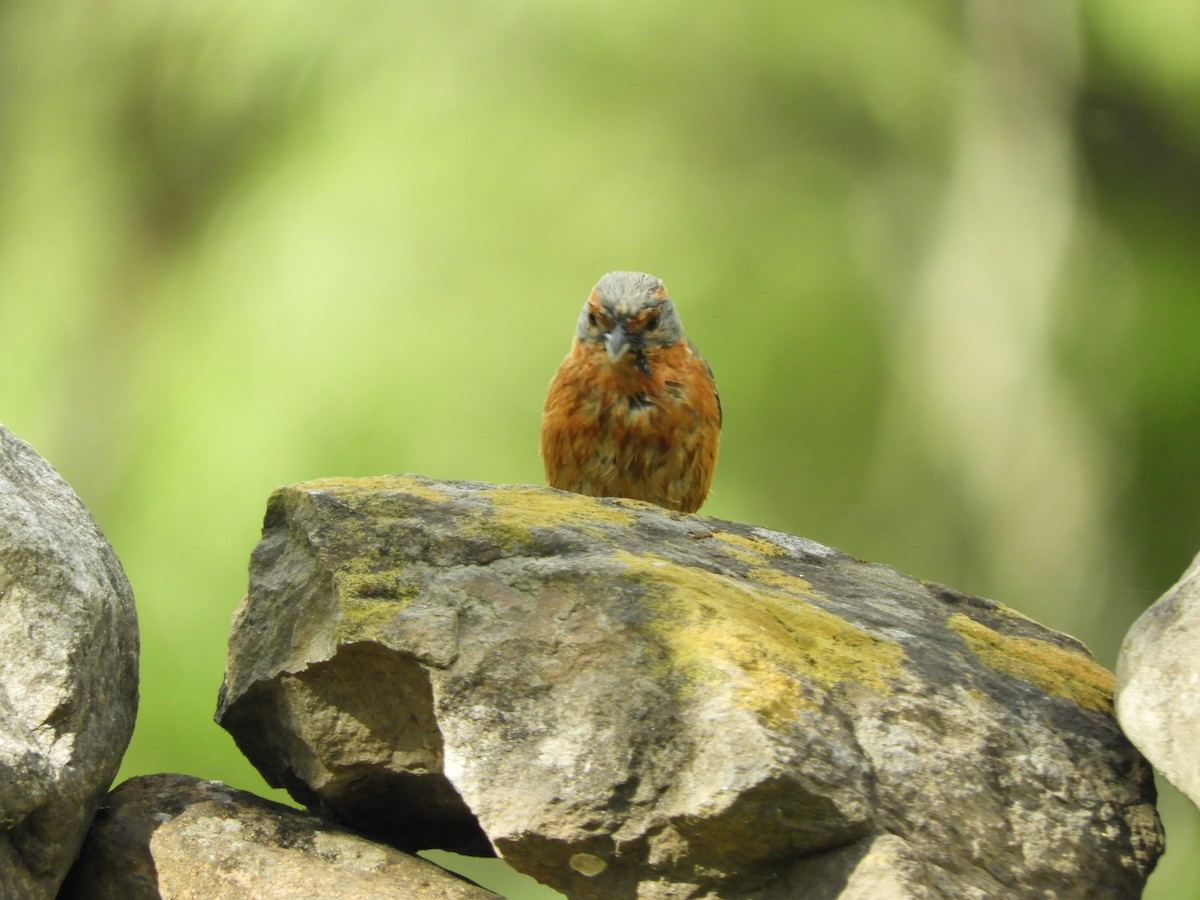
[2,0,1197,896]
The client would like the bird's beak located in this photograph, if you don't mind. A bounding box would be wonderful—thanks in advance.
[605,323,632,362]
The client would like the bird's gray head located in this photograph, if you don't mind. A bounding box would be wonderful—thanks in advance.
[575,271,686,371]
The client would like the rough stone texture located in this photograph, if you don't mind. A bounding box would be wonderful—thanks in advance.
[216,475,1163,899]
[1116,549,1200,807]
[0,425,140,898]
[59,773,499,899]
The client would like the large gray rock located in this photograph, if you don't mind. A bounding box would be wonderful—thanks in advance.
[1116,550,1200,807]
[59,773,499,899]
[0,426,139,898]
[217,475,1162,899]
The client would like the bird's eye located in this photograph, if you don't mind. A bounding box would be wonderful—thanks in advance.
[587,312,598,328]
[645,313,660,332]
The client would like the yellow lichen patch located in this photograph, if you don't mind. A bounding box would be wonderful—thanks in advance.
[712,530,789,564]
[748,566,815,595]
[387,475,456,504]
[988,600,1039,624]
[477,486,637,544]
[611,550,904,725]
[337,599,402,643]
[301,474,453,504]
[334,571,399,599]
[948,613,1114,713]
[332,572,416,642]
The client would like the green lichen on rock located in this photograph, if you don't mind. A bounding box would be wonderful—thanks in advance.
[277,476,646,644]
[612,549,905,725]
[948,613,1114,713]
[473,484,637,545]
[711,530,789,563]
[334,572,421,644]
[304,475,637,554]
[289,474,451,517]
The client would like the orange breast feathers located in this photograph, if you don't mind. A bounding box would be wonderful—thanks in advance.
[540,271,721,513]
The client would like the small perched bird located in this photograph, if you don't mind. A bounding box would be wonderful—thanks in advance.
[541,271,721,513]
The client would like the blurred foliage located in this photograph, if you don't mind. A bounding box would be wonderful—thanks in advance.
[1,0,1197,897]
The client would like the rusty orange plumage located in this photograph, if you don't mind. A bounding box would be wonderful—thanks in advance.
[541,271,721,513]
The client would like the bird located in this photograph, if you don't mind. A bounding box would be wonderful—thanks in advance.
[540,271,721,514]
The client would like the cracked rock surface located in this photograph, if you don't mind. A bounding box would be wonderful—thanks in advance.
[217,475,1162,899]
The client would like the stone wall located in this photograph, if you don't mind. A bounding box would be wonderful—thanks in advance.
[0,431,1175,897]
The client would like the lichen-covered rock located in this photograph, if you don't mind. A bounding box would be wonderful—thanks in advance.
[1117,550,1200,808]
[58,773,499,899]
[216,475,1162,899]
[0,426,139,899]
